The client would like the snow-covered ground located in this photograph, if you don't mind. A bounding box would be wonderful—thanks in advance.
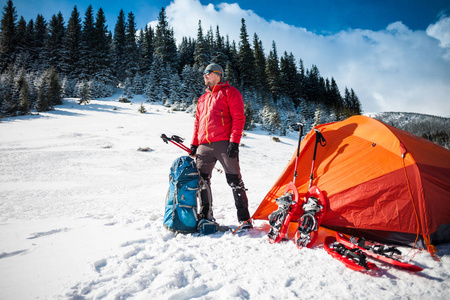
[0,93,449,300]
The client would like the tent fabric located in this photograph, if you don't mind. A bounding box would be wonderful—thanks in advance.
[253,115,450,248]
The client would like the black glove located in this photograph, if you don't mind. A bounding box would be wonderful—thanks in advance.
[227,142,239,158]
[190,145,198,156]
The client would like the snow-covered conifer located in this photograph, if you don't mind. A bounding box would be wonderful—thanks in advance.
[47,12,65,73]
[62,6,82,78]
[77,79,91,105]
[0,0,18,72]
[35,70,52,111]
[16,68,30,115]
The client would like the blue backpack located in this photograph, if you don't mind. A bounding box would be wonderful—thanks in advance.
[163,156,199,233]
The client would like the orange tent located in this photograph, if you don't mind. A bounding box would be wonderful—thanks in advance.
[252,115,450,254]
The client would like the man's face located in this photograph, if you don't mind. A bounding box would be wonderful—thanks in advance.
[203,71,221,87]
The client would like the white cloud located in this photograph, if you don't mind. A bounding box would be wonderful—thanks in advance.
[426,14,450,61]
[427,15,450,48]
[152,0,450,117]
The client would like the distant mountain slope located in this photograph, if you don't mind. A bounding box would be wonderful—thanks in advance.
[370,112,450,149]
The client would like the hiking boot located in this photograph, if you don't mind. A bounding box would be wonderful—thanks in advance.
[239,220,253,230]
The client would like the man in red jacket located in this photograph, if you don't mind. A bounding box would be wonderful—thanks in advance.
[190,63,252,228]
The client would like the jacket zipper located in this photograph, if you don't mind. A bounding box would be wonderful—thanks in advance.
[205,84,216,144]
[221,110,225,126]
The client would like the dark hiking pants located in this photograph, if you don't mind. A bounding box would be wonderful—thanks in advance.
[196,140,251,222]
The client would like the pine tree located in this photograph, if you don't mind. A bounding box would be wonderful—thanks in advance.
[350,88,362,115]
[138,102,147,113]
[63,6,82,78]
[193,20,209,69]
[261,103,282,134]
[266,41,281,101]
[159,64,172,100]
[33,14,49,70]
[77,79,91,104]
[224,39,239,86]
[16,68,30,115]
[329,77,342,117]
[340,87,353,119]
[206,26,214,57]
[80,5,96,79]
[0,0,17,72]
[123,77,134,98]
[92,7,114,97]
[253,33,267,91]
[297,59,306,99]
[113,9,127,81]
[169,71,182,108]
[139,25,154,73]
[318,76,326,104]
[244,101,255,130]
[47,12,65,73]
[180,64,202,105]
[280,51,300,105]
[47,67,62,106]
[35,69,52,112]
[2,65,16,115]
[131,72,144,95]
[15,16,30,69]
[24,19,35,69]
[238,18,254,89]
[304,65,321,103]
[124,11,139,78]
[145,57,166,102]
[178,36,195,70]
[211,25,228,68]
[144,68,158,102]
[153,8,178,71]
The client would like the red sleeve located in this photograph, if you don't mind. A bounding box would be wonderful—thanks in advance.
[226,87,245,144]
[191,104,200,146]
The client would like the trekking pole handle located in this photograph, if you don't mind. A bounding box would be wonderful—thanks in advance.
[171,135,184,144]
[296,123,304,158]
[309,128,326,188]
[293,123,304,182]
[161,134,170,144]
[314,129,326,146]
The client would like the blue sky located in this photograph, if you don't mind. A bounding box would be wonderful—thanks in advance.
[4,0,449,33]
[2,0,450,116]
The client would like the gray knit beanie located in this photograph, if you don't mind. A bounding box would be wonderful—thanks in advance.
[204,63,224,80]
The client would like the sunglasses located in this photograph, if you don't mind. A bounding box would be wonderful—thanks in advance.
[204,70,222,76]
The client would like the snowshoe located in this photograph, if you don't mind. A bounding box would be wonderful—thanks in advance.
[324,236,378,271]
[267,182,301,243]
[336,233,423,272]
[294,186,327,248]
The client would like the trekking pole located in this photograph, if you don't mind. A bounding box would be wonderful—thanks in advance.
[309,128,326,188]
[293,123,304,185]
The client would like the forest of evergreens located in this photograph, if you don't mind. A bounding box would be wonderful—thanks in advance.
[0,0,362,133]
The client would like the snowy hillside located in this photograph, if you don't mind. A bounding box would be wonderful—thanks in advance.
[370,112,450,149]
[0,94,449,299]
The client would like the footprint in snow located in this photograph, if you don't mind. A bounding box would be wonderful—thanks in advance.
[94,259,107,272]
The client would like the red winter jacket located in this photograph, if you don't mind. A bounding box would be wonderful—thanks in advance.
[191,82,245,146]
